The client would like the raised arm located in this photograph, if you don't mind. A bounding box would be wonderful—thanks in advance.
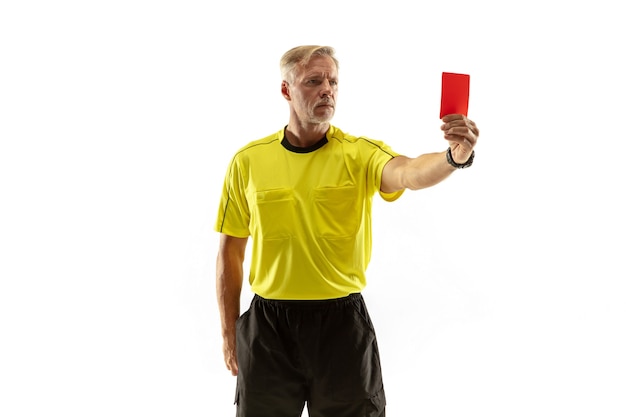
[381,114,479,193]
[216,233,248,376]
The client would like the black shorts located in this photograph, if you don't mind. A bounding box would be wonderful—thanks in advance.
[235,293,386,417]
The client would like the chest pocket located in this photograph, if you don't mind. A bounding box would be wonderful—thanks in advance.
[312,186,360,239]
[254,189,296,240]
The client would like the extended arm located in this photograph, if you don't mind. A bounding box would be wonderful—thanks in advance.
[381,114,479,192]
[216,233,248,376]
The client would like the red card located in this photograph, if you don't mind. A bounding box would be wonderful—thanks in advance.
[440,72,470,118]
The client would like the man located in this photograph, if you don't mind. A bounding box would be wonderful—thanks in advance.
[215,45,479,417]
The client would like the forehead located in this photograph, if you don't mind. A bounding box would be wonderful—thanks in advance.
[297,55,338,77]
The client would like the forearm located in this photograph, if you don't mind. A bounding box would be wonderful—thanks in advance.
[383,151,455,192]
[404,151,456,190]
[216,236,246,340]
[216,265,242,340]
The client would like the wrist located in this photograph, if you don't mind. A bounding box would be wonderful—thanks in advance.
[446,147,475,169]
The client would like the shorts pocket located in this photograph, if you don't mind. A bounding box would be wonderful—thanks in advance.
[329,305,383,401]
[366,389,386,415]
[235,309,251,330]
[349,298,376,332]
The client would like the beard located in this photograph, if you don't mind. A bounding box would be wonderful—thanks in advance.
[308,99,335,123]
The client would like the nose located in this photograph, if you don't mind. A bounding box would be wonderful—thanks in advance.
[320,79,333,98]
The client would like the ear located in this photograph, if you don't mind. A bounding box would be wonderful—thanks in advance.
[281,81,291,101]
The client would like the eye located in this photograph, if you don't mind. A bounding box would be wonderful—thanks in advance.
[330,80,338,86]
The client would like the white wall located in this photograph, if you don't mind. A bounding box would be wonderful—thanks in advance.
[1,1,624,416]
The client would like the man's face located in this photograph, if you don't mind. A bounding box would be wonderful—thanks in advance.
[284,55,338,124]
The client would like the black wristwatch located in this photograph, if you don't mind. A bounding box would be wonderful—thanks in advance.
[446,147,475,169]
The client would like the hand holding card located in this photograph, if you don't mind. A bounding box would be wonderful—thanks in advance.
[440,72,470,119]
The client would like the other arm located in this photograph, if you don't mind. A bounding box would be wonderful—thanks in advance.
[216,233,248,376]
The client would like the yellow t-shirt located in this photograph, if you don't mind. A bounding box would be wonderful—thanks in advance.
[215,125,404,299]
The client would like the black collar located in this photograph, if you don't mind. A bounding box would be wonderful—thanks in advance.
[281,129,328,154]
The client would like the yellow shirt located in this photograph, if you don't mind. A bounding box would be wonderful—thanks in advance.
[215,125,403,299]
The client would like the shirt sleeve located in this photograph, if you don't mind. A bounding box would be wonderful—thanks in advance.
[214,155,251,237]
[364,138,405,202]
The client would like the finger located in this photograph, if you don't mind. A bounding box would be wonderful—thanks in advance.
[441,118,475,133]
[445,131,476,148]
[460,119,479,136]
[443,117,478,132]
[444,118,475,129]
[226,357,239,376]
[231,357,239,376]
[441,114,465,123]
[446,136,473,149]
[444,126,475,139]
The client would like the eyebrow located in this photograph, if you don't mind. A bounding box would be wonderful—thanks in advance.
[304,72,338,80]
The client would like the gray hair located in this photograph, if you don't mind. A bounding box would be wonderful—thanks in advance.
[280,45,339,83]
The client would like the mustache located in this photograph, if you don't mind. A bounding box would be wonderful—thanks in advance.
[316,97,334,106]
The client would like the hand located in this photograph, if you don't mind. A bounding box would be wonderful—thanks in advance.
[441,114,479,164]
[222,335,239,376]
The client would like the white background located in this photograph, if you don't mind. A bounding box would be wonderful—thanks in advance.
[1,1,625,416]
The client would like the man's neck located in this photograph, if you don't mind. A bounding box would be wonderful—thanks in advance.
[284,121,330,148]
